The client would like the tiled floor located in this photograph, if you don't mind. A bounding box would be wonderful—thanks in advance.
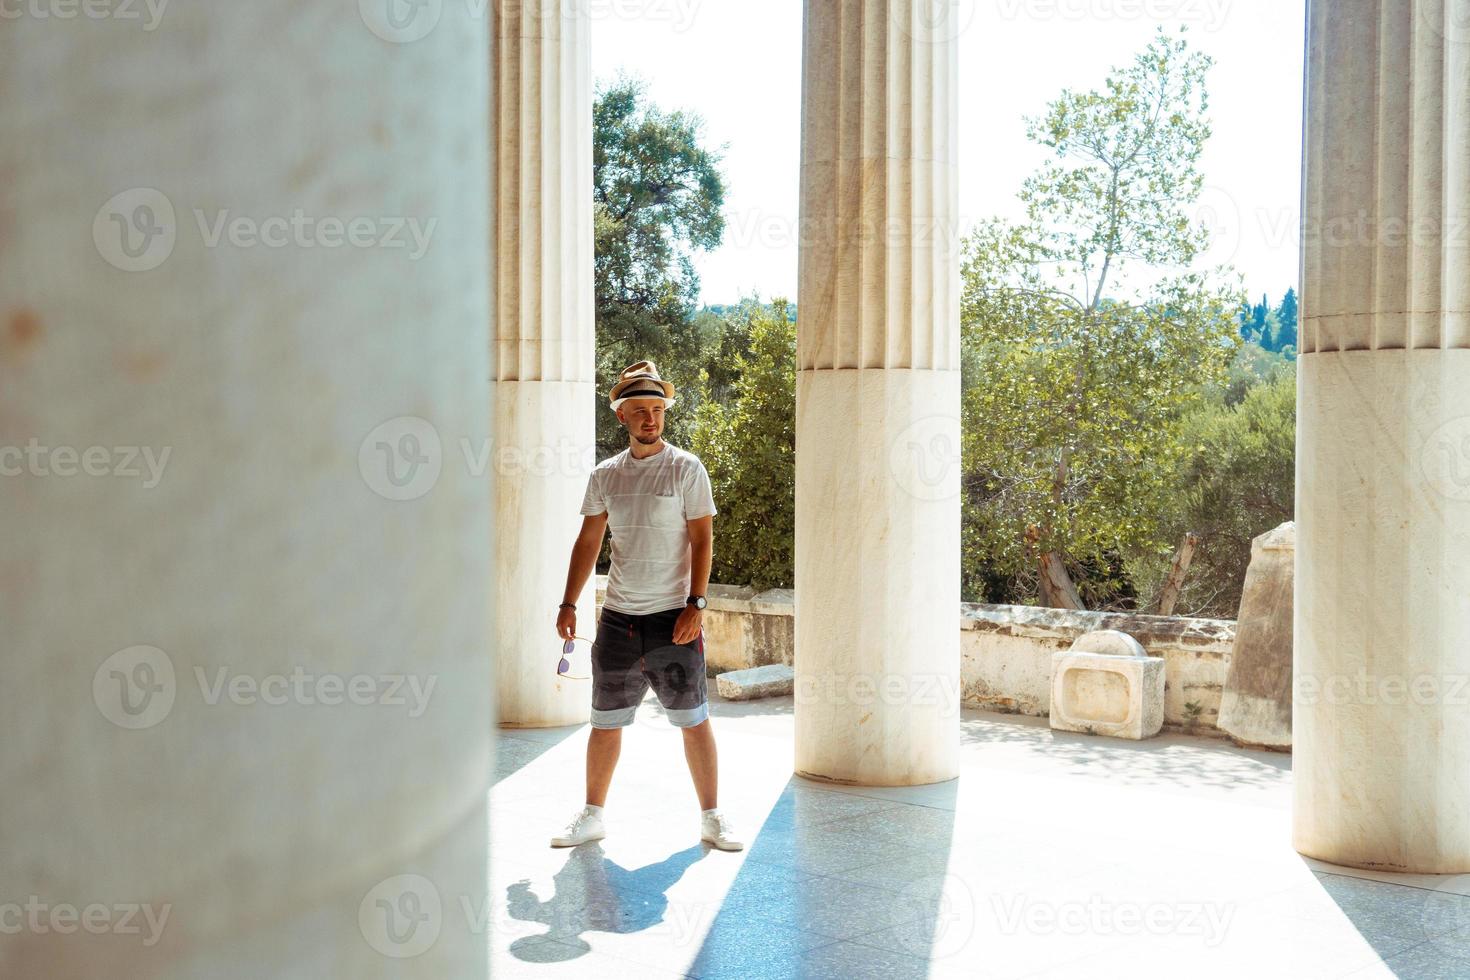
[490,695,1470,979]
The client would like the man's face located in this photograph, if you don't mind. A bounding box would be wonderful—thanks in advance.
[617,399,666,445]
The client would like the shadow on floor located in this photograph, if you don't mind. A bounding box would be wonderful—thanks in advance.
[680,776,959,978]
[494,725,583,786]
[503,842,707,963]
[495,772,962,976]
[1306,863,1470,976]
[705,691,794,719]
[958,711,1291,792]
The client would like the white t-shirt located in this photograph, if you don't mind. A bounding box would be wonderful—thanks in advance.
[580,443,717,615]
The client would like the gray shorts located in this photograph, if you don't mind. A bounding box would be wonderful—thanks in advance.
[590,605,708,729]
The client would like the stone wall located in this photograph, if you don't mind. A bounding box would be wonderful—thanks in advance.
[595,577,1235,734]
[959,603,1235,732]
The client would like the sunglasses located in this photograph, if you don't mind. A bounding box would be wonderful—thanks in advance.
[557,636,592,680]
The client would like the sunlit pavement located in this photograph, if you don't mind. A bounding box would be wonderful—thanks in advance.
[491,696,1470,979]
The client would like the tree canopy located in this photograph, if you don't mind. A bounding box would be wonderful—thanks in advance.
[594,77,727,457]
[960,29,1244,609]
[686,300,797,591]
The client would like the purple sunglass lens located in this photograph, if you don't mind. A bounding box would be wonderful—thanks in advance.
[557,657,571,675]
[563,639,575,655]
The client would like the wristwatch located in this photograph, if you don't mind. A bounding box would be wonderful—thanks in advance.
[687,595,707,610]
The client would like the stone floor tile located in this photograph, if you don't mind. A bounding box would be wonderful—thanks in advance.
[1032,923,1407,980]
[702,872,936,941]
[1315,873,1470,945]
[498,933,696,977]
[682,921,833,979]
[805,780,961,811]
[1302,859,1470,899]
[1378,940,1470,980]
[848,918,1120,980]
[755,786,907,831]
[489,706,1470,979]
[741,824,934,877]
[817,799,963,846]
[793,938,934,980]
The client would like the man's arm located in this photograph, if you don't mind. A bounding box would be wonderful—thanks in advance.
[557,513,608,639]
[673,515,713,645]
[687,515,713,598]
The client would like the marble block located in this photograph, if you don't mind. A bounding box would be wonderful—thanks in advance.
[1050,630,1165,740]
[1218,522,1295,750]
[717,664,796,701]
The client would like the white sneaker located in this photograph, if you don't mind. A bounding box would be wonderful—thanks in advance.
[550,806,606,847]
[700,810,744,851]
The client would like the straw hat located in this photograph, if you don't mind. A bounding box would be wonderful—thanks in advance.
[609,359,677,410]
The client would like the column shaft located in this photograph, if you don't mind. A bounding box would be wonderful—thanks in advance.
[0,4,492,975]
[492,0,597,726]
[1295,0,1470,872]
[794,0,961,785]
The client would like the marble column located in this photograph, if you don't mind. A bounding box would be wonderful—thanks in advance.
[794,0,961,785]
[492,0,596,727]
[1294,0,1470,872]
[0,4,492,976]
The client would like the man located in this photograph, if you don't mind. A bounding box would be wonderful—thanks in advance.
[552,359,743,851]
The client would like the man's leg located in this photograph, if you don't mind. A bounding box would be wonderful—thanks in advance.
[680,718,717,811]
[586,726,622,807]
[642,609,740,847]
[641,610,717,809]
[582,606,644,807]
[552,726,619,847]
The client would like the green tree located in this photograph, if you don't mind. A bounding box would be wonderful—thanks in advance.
[1250,293,1270,346]
[685,300,797,591]
[960,29,1244,609]
[688,306,754,408]
[1259,309,1283,353]
[1128,366,1296,617]
[1274,286,1299,355]
[594,76,727,457]
[1237,299,1255,342]
[1224,338,1293,406]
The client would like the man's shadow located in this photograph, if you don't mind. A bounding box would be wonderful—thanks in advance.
[506,842,706,962]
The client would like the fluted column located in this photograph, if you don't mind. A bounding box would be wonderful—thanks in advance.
[0,4,492,976]
[492,0,595,726]
[1295,0,1470,872]
[794,0,961,785]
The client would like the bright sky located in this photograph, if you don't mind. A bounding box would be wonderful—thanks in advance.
[591,0,1306,307]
